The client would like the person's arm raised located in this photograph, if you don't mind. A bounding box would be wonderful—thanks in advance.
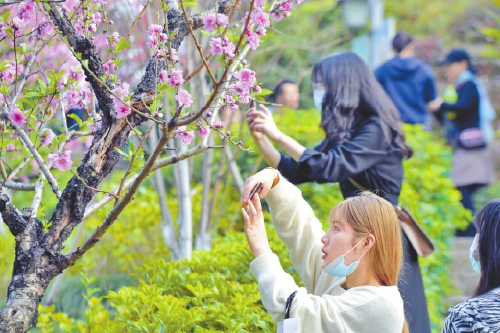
[242,169,328,291]
[248,105,306,161]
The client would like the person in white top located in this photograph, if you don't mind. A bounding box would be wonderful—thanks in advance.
[241,168,408,333]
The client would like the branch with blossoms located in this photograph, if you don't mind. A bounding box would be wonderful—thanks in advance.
[0,0,304,331]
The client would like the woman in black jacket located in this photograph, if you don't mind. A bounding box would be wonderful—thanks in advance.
[247,52,431,333]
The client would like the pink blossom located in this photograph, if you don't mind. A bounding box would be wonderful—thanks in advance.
[296,0,303,4]
[103,60,116,74]
[251,7,270,27]
[0,65,16,83]
[41,128,55,146]
[8,106,26,127]
[90,12,102,24]
[246,31,260,50]
[221,36,236,58]
[175,89,193,107]
[213,119,226,129]
[0,21,7,39]
[163,69,184,86]
[253,85,262,93]
[39,20,54,36]
[115,103,131,119]
[159,69,168,83]
[203,13,217,33]
[7,143,15,151]
[216,14,229,28]
[209,36,224,55]
[175,126,195,145]
[171,49,179,62]
[280,1,293,11]
[240,90,250,104]
[147,24,163,36]
[88,23,97,33]
[230,104,238,111]
[255,0,266,7]
[226,95,235,104]
[272,11,284,22]
[108,32,120,48]
[111,83,131,119]
[48,150,73,171]
[234,68,256,90]
[70,67,84,82]
[11,17,26,33]
[198,126,210,138]
[17,0,36,25]
[256,26,267,36]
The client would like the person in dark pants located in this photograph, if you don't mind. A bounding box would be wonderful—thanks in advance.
[375,31,438,129]
[247,52,431,333]
[429,49,495,237]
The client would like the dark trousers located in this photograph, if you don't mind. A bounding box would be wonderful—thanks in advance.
[456,183,484,237]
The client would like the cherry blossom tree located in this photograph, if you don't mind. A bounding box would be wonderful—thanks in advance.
[0,0,303,331]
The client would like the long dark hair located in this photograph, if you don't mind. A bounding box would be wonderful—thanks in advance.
[312,52,412,158]
[473,199,500,297]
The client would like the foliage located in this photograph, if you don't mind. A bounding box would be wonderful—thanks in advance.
[35,225,296,333]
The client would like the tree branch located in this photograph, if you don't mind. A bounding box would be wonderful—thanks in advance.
[0,181,36,191]
[0,186,28,236]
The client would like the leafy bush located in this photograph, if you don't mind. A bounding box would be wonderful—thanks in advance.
[35,224,297,333]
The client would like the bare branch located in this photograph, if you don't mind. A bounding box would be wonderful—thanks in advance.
[30,177,44,219]
[0,186,28,236]
[0,181,36,191]
[6,156,32,181]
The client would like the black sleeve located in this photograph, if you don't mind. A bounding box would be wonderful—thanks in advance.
[440,81,479,114]
[291,121,391,184]
[277,142,324,185]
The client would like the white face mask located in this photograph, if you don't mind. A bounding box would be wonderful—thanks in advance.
[313,89,325,111]
[469,234,481,274]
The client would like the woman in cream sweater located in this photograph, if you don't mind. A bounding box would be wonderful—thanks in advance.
[241,168,408,333]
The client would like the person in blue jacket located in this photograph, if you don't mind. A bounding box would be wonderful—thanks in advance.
[246,51,431,333]
[375,31,438,129]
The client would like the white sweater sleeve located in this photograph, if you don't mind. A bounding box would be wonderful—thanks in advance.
[264,176,325,291]
[250,254,405,332]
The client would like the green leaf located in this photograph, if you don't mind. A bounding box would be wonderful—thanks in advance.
[114,147,129,159]
[67,113,83,128]
[116,39,132,53]
[253,88,273,97]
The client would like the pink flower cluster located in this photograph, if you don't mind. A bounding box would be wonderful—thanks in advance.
[0,21,7,39]
[108,32,120,48]
[159,69,184,86]
[48,150,73,171]
[41,128,55,146]
[203,13,229,33]
[196,122,210,138]
[8,106,26,127]
[271,0,302,21]
[38,19,54,37]
[0,61,24,84]
[227,68,256,106]
[213,119,226,129]
[111,83,131,119]
[175,126,195,145]
[153,48,179,63]
[175,89,193,108]
[146,24,167,50]
[209,36,236,59]
[13,0,35,32]
[103,60,117,74]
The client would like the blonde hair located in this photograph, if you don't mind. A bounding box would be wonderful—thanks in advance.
[329,192,409,333]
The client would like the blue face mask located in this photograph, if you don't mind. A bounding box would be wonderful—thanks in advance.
[469,235,481,274]
[323,237,366,277]
[313,89,325,111]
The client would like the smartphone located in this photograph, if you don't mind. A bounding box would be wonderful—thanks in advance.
[249,181,264,199]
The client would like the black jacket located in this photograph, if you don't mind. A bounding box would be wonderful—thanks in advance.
[277,118,404,205]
